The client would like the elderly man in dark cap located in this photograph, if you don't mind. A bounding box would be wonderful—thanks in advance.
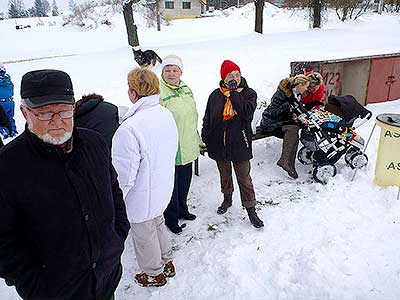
[0,69,130,300]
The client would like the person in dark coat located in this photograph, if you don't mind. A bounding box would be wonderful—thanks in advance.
[0,69,130,300]
[74,93,119,149]
[0,105,12,148]
[202,60,263,228]
[260,74,310,179]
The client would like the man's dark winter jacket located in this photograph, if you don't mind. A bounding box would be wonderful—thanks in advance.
[74,98,119,149]
[0,128,130,300]
[202,77,257,162]
[260,78,297,133]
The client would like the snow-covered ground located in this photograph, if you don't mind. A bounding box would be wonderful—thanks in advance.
[1,3,400,300]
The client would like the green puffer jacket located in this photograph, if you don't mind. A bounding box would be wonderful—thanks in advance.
[160,78,202,165]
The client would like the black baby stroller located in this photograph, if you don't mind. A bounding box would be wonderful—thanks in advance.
[293,95,372,184]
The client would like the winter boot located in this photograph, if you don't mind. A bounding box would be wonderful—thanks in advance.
[180,212,197,221]
[246,207,264,228]
[277,125,300,179]
[217,193,233,214]
[134,272,167,287]
[163,261,176,278]
[166,223,183,234]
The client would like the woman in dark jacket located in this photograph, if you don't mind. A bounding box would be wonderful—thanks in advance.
[260,75,310,179]
[74,93,119,149]
[202,60,263,228]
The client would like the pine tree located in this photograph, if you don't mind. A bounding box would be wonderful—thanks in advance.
[8,0,19,18]
[51,0,59,16]
[34,0,46,16]
[43,0,51,15]
[8,0,27,18]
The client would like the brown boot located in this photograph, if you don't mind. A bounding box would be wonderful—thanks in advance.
[163,261,176,278]
[246,207,264,228]
[217,193,232,214]
[277,125,299,179]
[134,272,167,287]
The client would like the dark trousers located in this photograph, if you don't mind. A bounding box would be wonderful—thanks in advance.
[216,160,256,208]
[164,162,193,227]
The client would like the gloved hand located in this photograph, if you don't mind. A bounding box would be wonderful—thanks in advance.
[0,127,10,139]
[223,80,238,91]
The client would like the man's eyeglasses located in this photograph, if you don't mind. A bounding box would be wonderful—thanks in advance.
[26,107,74,121]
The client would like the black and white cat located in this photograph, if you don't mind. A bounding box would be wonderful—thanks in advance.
[132,48,162,68]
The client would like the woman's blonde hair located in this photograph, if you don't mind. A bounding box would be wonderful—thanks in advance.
[289,74,310,86]
[127,68,160,97]
[307,72,323,88]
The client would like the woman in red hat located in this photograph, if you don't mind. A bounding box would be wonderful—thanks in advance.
[201,60,263,228]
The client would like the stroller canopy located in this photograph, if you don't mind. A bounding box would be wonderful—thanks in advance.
[326,95,371,126]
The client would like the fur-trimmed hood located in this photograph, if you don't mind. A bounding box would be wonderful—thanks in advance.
[278,78,293,98]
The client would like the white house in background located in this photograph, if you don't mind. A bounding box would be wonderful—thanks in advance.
[160,0,206,20]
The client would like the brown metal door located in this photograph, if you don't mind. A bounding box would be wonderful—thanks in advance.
[366,58,393,104]
[388,58,400,101]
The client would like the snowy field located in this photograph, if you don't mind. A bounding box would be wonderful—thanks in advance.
[1,3,400,300]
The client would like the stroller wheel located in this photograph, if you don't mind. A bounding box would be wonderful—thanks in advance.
[312,164,337,184]
[345,148,358,165]
[298,146,314,165]
[349,152,368,169]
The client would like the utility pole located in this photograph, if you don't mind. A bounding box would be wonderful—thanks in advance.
[378,0,384,14]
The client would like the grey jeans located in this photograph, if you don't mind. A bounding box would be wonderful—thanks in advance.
[131,215,173,275]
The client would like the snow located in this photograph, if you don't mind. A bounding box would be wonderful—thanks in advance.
[1,3,400,300]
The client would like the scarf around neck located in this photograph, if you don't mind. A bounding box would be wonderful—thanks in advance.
[220,86,243,121]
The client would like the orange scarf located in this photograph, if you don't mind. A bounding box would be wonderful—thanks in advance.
[220,87,237,121]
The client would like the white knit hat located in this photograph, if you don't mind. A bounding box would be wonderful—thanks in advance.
[162,55,183,71]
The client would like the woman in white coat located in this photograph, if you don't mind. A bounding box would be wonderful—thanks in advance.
[112,68,178,287]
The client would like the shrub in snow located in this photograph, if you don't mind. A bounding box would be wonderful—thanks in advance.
[133,0,170,28]
[37,18,45,26]
[63,1,116,29]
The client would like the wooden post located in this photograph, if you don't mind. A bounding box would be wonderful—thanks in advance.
[194,158,199,176]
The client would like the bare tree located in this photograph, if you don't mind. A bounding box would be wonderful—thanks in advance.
[255,0,264,33]
[123,0,140,46]
[283,0,326,28]
[329,0,373,21]
[311,0,322,27]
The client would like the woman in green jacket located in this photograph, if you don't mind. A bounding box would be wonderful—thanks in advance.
[160,55,202,234]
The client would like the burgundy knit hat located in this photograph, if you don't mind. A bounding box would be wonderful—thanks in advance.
[220,60,241,81]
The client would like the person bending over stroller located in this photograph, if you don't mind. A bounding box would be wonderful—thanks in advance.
[260,74,310,179]
[302,71,324,110]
